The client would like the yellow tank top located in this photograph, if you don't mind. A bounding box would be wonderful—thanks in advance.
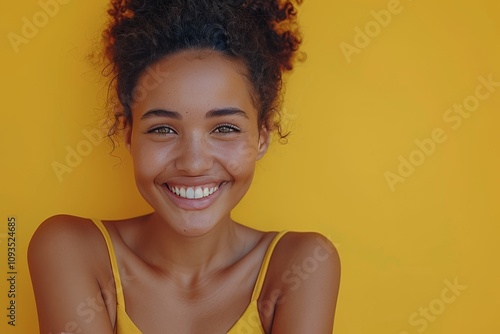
[91,218,287,334]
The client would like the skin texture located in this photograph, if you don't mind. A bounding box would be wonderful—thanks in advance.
[28,50,341,334]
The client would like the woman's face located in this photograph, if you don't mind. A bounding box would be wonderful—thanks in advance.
[125,50,269,236]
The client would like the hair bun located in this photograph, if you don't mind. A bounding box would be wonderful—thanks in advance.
[228,0,246,6]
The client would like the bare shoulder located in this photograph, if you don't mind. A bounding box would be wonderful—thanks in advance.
[31,214,99,236]
[28,215,115,333]
[28,214,113,282]
[29,214,103,261]
[273,231,341,276]
[262,231,341,333]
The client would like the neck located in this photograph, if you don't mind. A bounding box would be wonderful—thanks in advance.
[137,212,241,284]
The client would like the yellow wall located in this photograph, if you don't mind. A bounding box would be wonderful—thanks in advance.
[1,0,499,333]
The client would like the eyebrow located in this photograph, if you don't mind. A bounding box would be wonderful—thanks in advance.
[205,108,248,119]
[141,109,182,120]
[140,107,249,120]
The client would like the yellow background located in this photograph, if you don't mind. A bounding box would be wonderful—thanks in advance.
[1,0,499,333]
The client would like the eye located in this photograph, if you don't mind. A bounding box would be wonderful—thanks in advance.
[211,124,241,134]
[147,125,177,135]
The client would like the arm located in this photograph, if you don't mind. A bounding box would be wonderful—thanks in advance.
[28,215,115,334]
[270,232,341,334]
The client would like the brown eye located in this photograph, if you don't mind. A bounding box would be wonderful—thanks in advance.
[147,126,176,135]
[212,124,240,134]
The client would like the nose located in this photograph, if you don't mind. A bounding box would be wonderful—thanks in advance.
[174,134,213,175]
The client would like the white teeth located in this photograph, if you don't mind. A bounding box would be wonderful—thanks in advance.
[168,184,221,199]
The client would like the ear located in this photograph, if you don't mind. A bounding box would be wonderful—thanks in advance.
[256,126,270,160]
[124,121,132,152]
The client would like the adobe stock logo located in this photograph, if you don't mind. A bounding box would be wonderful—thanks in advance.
[340,0,409,64]
[52,123,105,182]
[51,62,171,183]
[398,277,467,334]
[7,0,72,54]
[384,73,499,192]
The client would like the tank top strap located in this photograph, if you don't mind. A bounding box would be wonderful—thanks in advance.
[250,231,288,301]
[90,218,126,308]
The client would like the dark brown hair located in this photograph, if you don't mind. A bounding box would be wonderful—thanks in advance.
[103,0,303,141]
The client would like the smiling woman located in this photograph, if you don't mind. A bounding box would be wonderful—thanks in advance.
[27,1,341,333]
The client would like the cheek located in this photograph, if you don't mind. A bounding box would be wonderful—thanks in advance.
[219,139,259,177]
[130,139,166,183]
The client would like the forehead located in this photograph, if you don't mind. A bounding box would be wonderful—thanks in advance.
[132,50,256,119]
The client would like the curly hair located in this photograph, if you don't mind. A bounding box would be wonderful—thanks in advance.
[102,0,303,142]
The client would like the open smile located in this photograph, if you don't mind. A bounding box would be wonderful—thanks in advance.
[165,182,226,200]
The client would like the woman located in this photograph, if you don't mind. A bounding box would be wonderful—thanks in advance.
[28,0,341,333]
